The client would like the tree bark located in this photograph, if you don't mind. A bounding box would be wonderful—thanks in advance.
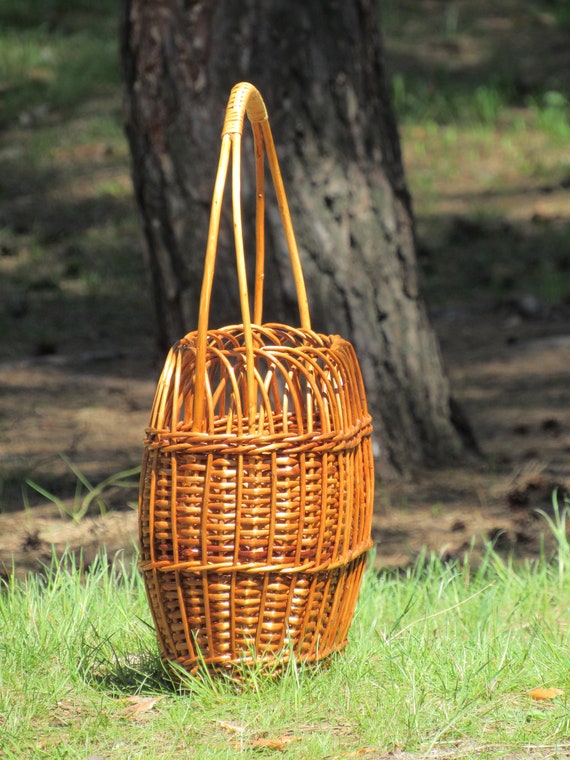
[120,0,473,477]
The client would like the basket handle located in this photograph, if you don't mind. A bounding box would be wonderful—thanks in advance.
[192,82,311,431]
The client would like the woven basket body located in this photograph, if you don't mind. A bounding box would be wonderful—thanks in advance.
[139,83,374,673]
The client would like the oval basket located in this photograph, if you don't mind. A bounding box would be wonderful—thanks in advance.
[139,82,374,674]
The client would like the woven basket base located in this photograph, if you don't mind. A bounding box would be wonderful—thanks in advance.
[142,553,368,675]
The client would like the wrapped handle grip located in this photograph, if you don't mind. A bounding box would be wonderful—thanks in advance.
[222,81,268,135]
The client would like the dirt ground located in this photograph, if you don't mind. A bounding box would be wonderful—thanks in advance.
[0,303,569,579]
[375,308,570,569]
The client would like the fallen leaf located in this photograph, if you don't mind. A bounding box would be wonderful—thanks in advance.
[122,695,164,718]
[230,734,300,751]
[217,720,246,734]
[526,687,564,701]
[251,736,299,749]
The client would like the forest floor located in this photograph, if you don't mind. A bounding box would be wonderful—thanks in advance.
[0,308,568,579]
[0,0,569,578]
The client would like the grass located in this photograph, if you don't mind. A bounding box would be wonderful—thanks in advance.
[0,0,121,125]
[392,71,570,142]
[24,456,140,522]
[396,112,570,305]
[2,501,570,759]
[382,0,570,308]
[0,0,148,367]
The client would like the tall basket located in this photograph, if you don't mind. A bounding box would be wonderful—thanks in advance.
[139,82,374,674]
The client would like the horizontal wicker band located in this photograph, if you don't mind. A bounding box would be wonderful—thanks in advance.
[145,421,372,454]
[139,540,373,576]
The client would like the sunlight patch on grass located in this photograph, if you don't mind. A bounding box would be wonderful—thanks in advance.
[0,12,120,126]
[402,123,570,209]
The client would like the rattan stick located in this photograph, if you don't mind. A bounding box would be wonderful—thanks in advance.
[144,449,178,657]
[294,452,308,566]
[260,119,311,330]
[145,453,157,567]
[193,135,232,431]
[231,131,257,425]
[253,120,265,325]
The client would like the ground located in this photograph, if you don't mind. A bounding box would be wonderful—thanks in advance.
[0,0,569,578]
[1,300,568,579]
[376,309,570,570]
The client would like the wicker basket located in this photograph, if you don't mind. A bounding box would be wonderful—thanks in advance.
[139,82,374,674]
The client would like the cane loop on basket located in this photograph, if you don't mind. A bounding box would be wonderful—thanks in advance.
[139,82,375,675]
[194,82,311,433]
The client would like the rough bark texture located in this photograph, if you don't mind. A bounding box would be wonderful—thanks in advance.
[120,0,471,477]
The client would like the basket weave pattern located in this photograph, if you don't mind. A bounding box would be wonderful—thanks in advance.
[139,84,374,673]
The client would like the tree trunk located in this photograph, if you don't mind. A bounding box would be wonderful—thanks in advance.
[120,0,473,477]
